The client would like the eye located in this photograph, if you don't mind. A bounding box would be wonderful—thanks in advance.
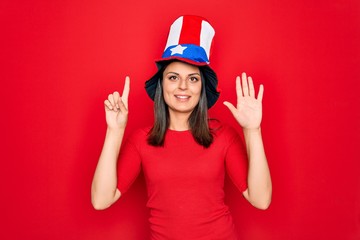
[168,75,178,81]
[189,76,199,82]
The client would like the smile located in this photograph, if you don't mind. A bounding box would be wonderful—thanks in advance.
[175,95,190,99]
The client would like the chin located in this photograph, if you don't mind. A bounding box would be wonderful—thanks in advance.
[169,105,196,114]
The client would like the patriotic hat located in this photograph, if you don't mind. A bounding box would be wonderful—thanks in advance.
[145,15,220,108]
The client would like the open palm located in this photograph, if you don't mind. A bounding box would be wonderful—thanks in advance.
[224,73,264,130]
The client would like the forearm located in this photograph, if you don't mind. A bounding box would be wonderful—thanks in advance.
[243,128,272,209]
[91,128,124,209]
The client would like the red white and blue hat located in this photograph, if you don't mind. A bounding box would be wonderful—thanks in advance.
[145,15,220,108]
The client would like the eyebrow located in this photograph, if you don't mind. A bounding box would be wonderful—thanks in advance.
[165,72,201,76]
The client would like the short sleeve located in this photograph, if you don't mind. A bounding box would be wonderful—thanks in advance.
[225,131,249,193]
[117,131,142,194]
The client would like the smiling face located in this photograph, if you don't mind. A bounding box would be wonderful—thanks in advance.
[162,61,202,118]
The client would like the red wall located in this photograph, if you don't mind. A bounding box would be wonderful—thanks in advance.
[2,0,359,239]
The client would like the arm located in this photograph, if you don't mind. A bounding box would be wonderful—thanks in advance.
[91,76,130,210]
[224,73,272,210]
[242,128,272,210]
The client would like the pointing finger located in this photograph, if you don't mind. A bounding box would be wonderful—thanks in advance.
[117,97,128,114]
[121,76,130,108]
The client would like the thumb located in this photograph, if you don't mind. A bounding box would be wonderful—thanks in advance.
[223,101,237,116]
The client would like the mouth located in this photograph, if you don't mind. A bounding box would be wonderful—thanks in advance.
[175,95,190,99]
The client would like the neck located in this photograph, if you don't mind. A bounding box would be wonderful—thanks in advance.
[168,111,191,131]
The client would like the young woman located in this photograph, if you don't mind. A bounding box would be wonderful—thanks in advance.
[91,15,272,240]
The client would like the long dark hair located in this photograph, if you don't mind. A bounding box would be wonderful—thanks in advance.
[147,61,213,148]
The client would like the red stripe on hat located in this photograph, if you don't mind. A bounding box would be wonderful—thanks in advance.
[178,16,202,45]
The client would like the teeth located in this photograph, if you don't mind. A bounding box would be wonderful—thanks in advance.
[176,95,189,99]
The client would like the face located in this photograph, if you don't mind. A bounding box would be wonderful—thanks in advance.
[162,61,202,116]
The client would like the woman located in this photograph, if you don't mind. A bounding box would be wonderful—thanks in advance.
[91,15,272,239]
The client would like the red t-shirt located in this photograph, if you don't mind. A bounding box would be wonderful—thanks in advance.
[117,121,248,240]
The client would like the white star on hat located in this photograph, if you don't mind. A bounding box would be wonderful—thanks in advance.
[170,45,187,55]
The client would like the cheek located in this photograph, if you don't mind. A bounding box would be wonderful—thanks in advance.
[162,83,174,103]
[163,92,171,105]
[192,84,202,98]
[162,81,175,93]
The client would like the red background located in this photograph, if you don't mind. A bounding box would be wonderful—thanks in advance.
[2,0,359,239]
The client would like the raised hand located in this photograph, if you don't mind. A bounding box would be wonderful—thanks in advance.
[104,76,130,130]
[223,73,264,130]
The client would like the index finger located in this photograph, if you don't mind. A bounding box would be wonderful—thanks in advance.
[121,76,130,107]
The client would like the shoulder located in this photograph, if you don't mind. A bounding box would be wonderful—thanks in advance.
[125,126,151,144]
[129,126,151,136]
[209,119,242,142]
[209,119,238,135]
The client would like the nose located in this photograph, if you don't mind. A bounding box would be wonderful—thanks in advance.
[178,78,188,90]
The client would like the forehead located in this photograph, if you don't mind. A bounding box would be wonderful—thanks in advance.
[164,61,200,74]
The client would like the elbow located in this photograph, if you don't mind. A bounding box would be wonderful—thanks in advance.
[91,196,111,210]
[251,182,272,210]
[261,186,273,210]
[253,192,272,210]
[247,189,272,210]
[254,198,271,210]
[92,202,110,211]
[92,203,105,211]
[91,188,121,210]
[91,197,108,210]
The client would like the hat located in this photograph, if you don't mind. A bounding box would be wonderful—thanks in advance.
[145,15,220,108]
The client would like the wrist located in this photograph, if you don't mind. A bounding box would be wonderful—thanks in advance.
[106,126,125,135]
[243,127,261,134]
